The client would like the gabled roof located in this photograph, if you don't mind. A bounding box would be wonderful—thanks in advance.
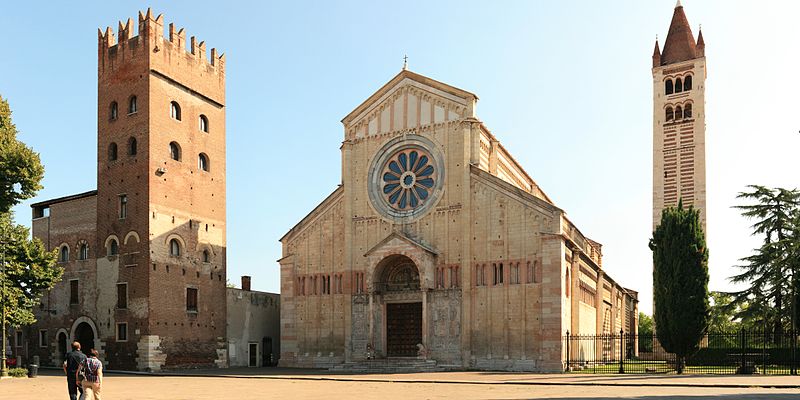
[341,69,477,125]
[660,3,698,65]
[363,231,438,257]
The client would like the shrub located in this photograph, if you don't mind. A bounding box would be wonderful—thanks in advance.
[8,368,27,378]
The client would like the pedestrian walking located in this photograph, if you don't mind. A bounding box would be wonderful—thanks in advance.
[63,342,86,400]
[78,349,103,400]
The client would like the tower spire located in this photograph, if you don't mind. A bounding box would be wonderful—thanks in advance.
[652,38,662,68]
[660,1,697,65]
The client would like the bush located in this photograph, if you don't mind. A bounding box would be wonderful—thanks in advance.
[8,368,27,378]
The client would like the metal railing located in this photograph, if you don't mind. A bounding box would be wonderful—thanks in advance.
[564,329,799,375]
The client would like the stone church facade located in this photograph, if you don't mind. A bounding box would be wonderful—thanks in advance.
[279,70,638,372]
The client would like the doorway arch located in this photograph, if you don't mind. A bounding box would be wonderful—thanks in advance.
[375,255,423,357]
[70,317,98,356]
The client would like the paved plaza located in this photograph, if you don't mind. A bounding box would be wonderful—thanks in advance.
[3,369,799,399]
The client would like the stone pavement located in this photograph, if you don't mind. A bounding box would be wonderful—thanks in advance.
[3,369,799,399]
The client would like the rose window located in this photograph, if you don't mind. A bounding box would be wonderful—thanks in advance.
[381,149,435,211]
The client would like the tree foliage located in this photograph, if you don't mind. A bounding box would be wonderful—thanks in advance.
[0,212,62,327]
[730,185,800,333]
[0,95,45,213]
[649,201,710,373]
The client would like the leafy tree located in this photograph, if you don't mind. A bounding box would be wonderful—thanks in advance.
[730,186,800,335]
[0,95,45,213]
[0,212,62,327]
[638,312,654,352]
[649,200,710,373]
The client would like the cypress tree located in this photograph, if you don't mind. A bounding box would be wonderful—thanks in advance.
[649,200,710,373]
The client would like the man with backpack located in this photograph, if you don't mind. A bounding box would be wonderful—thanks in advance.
[63,341,86,400]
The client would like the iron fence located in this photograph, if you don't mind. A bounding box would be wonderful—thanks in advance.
[564,329,799,375]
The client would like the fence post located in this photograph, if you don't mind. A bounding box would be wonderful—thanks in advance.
[739,328,745,374]
[565,330,571,372]
[793,328,797,376]
[619,329,625,374]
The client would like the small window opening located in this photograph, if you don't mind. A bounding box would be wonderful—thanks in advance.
[128,96,138,114]
[170,238,181,257]
[169,142,181,161]
[170,101,181,121]
[108,142,118,161]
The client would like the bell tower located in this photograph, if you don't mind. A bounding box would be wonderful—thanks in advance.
[652,0,707,232]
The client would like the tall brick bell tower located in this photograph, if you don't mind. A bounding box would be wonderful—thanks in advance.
[97,9,227,370]
[652,0,707,232]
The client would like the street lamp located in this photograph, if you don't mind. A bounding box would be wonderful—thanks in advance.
[0,239,8,378]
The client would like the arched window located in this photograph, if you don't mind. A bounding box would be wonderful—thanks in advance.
[202,249,210,263]
[170,101,181,121]
[108,239,119,256]
[59,246,69,262]
[665,79,674,95]
[675,77,683,93]
[79,243,89,261]
[169,142,181,161]
[665,106,674,121]
[199,115,209,133]
[170,239,181,257]
[675,105,683,120]
[198,153,209,172]
[128,96,138,114]
[684,103,693,118]
[108,142,118,161]
[128,137,137,156]
[110,102,118,120]
[683,75,692,91]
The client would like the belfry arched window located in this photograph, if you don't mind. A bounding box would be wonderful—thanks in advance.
[198,153,209,172]
[199,115,209,133]
[665,79,674,95]
[683,75,692,91]
[170,239,181,257]
[684,103,692,118]
[170,101,181,121]
[665,106,674,122]
[128,137,137,156]
[675,105,683,120]
[108,142,118,161]
[59,246,69,262]
[675,77,683,93]
[128,96,137,114]
[169,142,181,161]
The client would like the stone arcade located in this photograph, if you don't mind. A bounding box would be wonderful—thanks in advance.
[279,70,638,372]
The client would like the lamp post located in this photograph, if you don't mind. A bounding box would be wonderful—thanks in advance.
[1,239,8,378]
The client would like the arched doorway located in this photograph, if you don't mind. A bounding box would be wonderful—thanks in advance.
[57,332,68,358]
[375,255,422,357]
[74,322,95,356]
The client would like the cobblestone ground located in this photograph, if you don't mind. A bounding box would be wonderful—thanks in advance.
[4,370,799,399]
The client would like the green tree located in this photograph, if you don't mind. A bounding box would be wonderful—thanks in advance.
[0,212,62,327]
[0,95,45,213]
[649,201,710,374]
[730,185,800,335]
[638,312,654,353]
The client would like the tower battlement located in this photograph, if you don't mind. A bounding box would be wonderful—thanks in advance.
[98,8,225,77]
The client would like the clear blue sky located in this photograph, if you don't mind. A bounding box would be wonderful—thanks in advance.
[1,1,798,314]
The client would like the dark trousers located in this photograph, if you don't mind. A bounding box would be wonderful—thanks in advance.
[67,375,83,400]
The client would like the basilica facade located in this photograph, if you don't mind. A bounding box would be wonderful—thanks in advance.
[279,70,638,372]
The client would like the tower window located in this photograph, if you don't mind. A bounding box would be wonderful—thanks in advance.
[170,101,181,121]
[199,115,209,132]
[665,79,674,95]
[69,279,79,305]
[186,287,198,312]
[108,239,119,256]
[128,96,138,114]
[119,194,128,219]
[108,142,118,161]
[78,243,89,261]
[675,105,683,120]
[198,153,209,172]
[202,249,210,263]
[110,101,118,120]
[169,142,181,161]
[128,137,137,156]
[117,283,128,309]
[683,75,692,91]
[675,77,683,93]
[170,238,181,257]
[59,246,69,263]
[665,106,674,122]
[684,103,692,118]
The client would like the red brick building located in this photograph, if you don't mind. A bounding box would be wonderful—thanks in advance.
[19,9,227,371]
